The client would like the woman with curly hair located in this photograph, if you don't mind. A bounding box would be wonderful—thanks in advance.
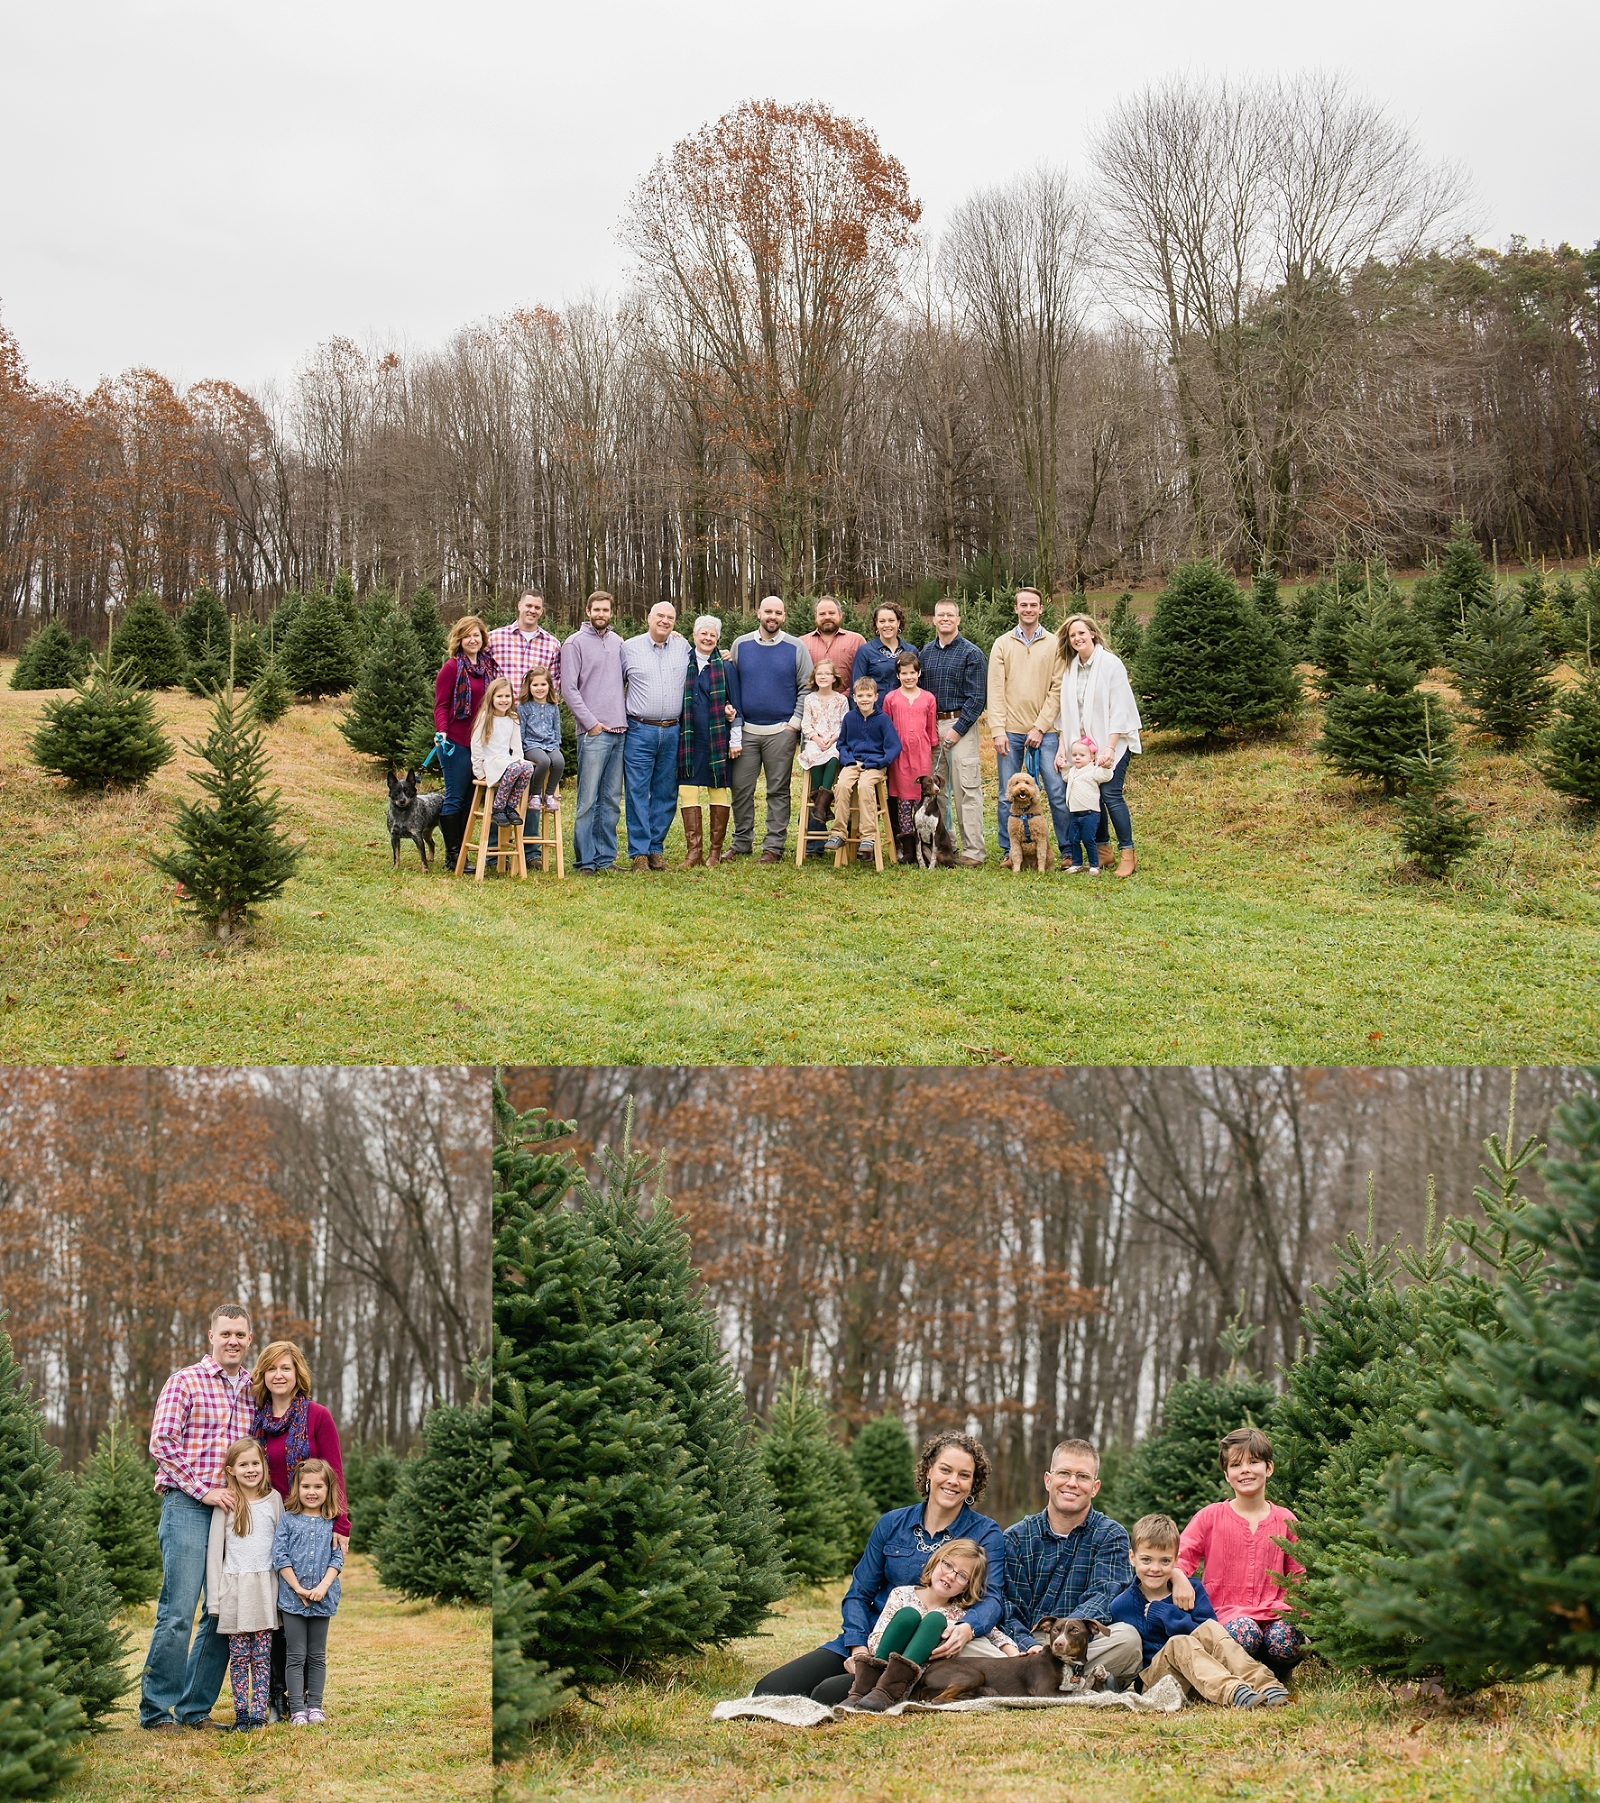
[752,1429,1004,1706]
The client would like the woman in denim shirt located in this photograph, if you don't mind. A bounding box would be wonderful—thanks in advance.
[753,1431,1004,1705]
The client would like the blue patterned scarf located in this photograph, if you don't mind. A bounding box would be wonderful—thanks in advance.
[252,1392,312,1483]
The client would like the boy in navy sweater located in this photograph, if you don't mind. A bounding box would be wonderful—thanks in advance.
[1108,1514,1288,1708]
[825,678,902,857]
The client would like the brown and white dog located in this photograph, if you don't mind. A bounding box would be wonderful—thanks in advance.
[1004,773,1054,873]
[912,1617,1111,1704]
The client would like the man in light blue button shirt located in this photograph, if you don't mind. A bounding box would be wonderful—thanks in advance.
[621,602,691,870]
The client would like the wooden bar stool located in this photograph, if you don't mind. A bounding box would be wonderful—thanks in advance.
[794,767,836,867]
[523,789,565,878]
[454,781,527,880]
[833,776,895,872]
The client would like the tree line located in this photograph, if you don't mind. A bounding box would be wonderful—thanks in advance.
[507,1065,1586,1527]
[0,1066,491,1468]
[4,76,1597,648]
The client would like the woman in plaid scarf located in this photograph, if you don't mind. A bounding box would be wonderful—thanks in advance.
[678,615,743,867]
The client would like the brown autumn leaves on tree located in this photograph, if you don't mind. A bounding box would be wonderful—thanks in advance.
[0,1067,490,1466]
[3,80,1597,646]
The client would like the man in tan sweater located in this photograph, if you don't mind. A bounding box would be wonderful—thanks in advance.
[987,588,1070,858]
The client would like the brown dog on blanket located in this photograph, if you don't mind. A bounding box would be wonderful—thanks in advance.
[913,1617,1111,1704]
[1004,773,1054,872]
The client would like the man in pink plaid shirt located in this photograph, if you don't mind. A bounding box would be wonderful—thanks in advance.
[487,592,562,700]
[140,1302,255,1730]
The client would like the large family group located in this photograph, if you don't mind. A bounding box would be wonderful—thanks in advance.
[428,588,1144,876]
[752,1427,1305,1715]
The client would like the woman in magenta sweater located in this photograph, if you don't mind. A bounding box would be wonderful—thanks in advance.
[250,1339,350,1721]
[433,614,498,871]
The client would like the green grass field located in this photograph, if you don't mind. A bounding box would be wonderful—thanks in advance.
[505,1581,1600,1803]
[2,665,1596,1065]
[62,1554,489,1802]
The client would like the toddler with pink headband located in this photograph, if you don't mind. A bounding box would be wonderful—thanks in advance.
[1062,734,1112,873]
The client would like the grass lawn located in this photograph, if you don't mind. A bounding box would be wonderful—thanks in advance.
[63,1554,490,1801]
[505,1582,1600,1803]
[1,665,1596,1065]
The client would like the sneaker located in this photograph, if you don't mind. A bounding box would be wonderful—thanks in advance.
[491,809,514,826]
[290,1711,310,1727]
[1257,1685,1289,1707]
[1231,1686,1260,1708]
[1085,866,1100,875]
[824,833,844,849]
[958,852,985,867]
[858,838,875,853]
[307,1709,327,1724]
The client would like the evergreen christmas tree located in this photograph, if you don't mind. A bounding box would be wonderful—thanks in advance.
[353,585,398,662]
[342,1443,404,1553]
[1394,700,1483,877]
[1449,589,1556,748]
[492,1094,732,1688]
[1249,570,1297,658]
[1106,593,1143,664]
[1113,1367,1278,1530]
[0,1561,84,1798]
[373,1404,491,1606]
[9,621,91,691]
[75,1418,162,1609]
[760,1366,873,1585]
[1135,560,1300,736]
[0,1323,127,1723]
[1302,563,1369,692]
[148,683,301,938]
[281,585,358,697]
[409,585,449,673]
[1572,567,1600,671]
[178,587,231,696]
[268,592,304,648]
[1332,1089,1600,1691]
[849,1413,919,1514]
[29,646,174,790]
[112,592,187,689]
[246,655,293,728]
[571,1117,790,1638]
[338,614,434,770]
[330,569,361,637]
[1315,601,1437,794]
[1418,516,1493,642]
[1537,671,1600,806]
[231,619,267,688]
[493,1560,570,1759]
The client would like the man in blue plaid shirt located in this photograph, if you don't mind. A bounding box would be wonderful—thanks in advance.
[1002,1438,1197,1687]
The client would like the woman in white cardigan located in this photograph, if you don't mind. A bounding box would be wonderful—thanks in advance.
[1054,613,1142,878]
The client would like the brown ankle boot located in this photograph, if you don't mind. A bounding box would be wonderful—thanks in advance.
[855,1651,922,1714]
[837,1654,887,1711]
[707,803,730,866]
[1115,846,1137,879]
[681,807,704,867]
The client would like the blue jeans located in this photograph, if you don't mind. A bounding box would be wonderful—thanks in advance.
[1096,747,1134,848]
[1065,810,1101,869]
[997,732,1071,854]
[141,1489,230,1726]
[438,737,474,820]
[573,729,626,870]
[623,722,680,857]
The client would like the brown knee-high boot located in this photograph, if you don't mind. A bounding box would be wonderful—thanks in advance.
[681,807,704,867]
[707,803,730,867]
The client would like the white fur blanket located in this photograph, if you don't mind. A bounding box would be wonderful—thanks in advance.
[712,1673,1185,1726]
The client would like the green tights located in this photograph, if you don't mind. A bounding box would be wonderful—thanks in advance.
[875,1607,947,1666]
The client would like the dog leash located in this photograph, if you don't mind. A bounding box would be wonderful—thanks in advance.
[935,741,957,838]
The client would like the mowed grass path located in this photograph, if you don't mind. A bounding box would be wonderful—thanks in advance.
[1,666,1596,1065]
[65,1554,490,1802]
[507,1581,1600,1803]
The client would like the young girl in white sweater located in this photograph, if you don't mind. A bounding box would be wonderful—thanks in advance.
[471,678,538,825]
[206,1436,283,1730]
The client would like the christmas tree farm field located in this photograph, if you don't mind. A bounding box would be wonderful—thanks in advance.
[504,1581,1600,1803]
[61,1555,489,1802]
[1,668,1597,1064]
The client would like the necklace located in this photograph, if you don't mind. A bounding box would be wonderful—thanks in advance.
[910,1512,961,1555]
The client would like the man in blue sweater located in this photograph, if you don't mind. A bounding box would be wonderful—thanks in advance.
[824,677,900,857]
[727,596,813,862]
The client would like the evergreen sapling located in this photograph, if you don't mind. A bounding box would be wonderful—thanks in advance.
[1134,559,1300,736]
[1315,600,1435,794]
[1449,588,1556,748]
[1106,592,1144,663]
[75,1418,162,1609]
[373,1404,491,1606]
[0,1562,84,1798]
[1112,1356,1277,1529]
[1394,700,1482,877]
[492,1559,570,1758]
[9,621,91,691]
[281,585,358,697]
[849,1413,920,1514]
[111,592,186,689]
[338,613,434,769]
[760,1366,874,1586]
[29,642,174,789]
[1537,670,1600,806]
[178,587,231,696]
[246,654,293,728]
[408,586,449,673]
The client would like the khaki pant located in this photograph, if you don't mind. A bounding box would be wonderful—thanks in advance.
[943,727,985,857]
[1143,1618,1277,1706]
[834,765,888,840]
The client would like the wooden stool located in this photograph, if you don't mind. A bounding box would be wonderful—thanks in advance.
[794,767,836,867]
[523,789,566,878]
[455,781,527,880]
[833,775,894,872]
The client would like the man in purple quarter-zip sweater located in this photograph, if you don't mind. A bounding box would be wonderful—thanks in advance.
[727,595,813,862]
[563,591,629,874]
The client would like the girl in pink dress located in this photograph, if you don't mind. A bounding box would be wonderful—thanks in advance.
[1176,1427,1307,1675]
[882,650,938,864]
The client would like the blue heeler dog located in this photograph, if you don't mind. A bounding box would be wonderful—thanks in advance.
[386,769,446,869]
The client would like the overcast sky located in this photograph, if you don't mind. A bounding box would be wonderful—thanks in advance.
[3,0,1595,395]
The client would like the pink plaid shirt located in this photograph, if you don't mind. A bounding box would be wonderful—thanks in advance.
[149,1354,254,1500]
[487,622,562,701]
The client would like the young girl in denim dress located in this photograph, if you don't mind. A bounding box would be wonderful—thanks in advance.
[271,1457,344,1726]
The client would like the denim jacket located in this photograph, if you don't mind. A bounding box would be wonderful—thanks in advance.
[824,1502,1005,1655]
[271,1510,343,1618]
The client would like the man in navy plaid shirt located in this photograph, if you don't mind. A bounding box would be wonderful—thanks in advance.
[1002,1437,1197,1687]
